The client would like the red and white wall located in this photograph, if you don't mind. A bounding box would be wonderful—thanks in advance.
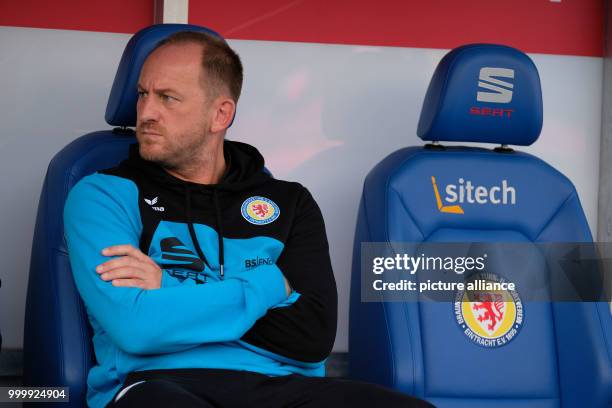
[0,0,604,352]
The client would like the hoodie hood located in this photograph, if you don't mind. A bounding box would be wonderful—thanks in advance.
[123,139,272,192]
[121,140,272,282]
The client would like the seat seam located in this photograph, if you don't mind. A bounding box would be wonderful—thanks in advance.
[535,192,577,241]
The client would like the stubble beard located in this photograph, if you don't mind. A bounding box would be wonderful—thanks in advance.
[138,128,213,172]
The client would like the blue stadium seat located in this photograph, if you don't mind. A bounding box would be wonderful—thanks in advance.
[348,44,612,407]
[23,24,221,408]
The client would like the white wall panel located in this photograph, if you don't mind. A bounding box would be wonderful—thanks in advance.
[0,27,130,350]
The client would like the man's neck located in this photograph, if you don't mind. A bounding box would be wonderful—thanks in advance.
[164,140,227,185]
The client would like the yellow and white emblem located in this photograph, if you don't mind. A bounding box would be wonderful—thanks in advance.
[241,196,280,225]
[454,272,523,348]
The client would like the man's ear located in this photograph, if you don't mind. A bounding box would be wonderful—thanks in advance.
[210,97,236,133]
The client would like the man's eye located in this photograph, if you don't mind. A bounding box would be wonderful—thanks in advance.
[161,94,177,102]
[137,91,146,98]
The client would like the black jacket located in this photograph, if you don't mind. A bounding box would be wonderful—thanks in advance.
[100,140,338,363]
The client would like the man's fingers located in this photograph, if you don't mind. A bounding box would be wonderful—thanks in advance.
[101,244,149,262]
[97,256,141,274]
[101,244,133,256]
[97,244,162,290]
[100,266,145,281]
[111,278,144,288]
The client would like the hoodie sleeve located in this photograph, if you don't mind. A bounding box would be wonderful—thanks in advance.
[241,187,338,363]
[64,174,287,355]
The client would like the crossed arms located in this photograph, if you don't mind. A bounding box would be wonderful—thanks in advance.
[64,174,337,361]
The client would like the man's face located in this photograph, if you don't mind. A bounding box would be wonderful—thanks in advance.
[136,42,212,169]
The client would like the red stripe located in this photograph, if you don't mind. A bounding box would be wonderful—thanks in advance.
[1,0,603,57]
[190,0,604,57]
[0,0,153,34]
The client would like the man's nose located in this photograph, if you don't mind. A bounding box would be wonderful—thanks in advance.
[137,94,160,123]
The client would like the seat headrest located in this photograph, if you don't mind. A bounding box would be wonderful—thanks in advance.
[417,44,543,146]
[105,24,222,127]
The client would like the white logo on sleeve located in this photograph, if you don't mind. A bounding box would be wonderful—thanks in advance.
[476,67,514,103]
[144,196,164,212]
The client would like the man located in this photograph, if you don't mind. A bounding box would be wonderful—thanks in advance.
[64,31,432,408]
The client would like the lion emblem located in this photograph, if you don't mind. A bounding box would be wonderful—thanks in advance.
[252,203,269,218]
[472,293,504,332]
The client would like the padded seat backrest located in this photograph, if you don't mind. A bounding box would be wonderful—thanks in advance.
[349,44,612,408]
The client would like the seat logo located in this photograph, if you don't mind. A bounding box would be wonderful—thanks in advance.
[144,196,165,212]
[241,196,280,225]
[476,67,514,103]
[431,176,464,214]
[431,176,516,214]
[159,237,205,283]
[454,272,523,348]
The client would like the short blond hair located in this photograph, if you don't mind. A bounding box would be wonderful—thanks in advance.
[154,31,243,102]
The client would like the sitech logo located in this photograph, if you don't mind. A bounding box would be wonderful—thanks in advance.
[431,176,516,214]
[470,67,515,119]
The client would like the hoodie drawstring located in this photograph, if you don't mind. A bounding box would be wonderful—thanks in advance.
[212,189,225,279]
[185,185,225,282]
[185,185,208,284]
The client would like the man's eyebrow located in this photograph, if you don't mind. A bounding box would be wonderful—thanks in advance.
[154,88,179,95]
[136,84,177,93]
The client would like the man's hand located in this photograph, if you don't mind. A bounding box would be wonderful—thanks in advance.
[96,244,162,289]
[283,276,292,297]
[96,244,292,294]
